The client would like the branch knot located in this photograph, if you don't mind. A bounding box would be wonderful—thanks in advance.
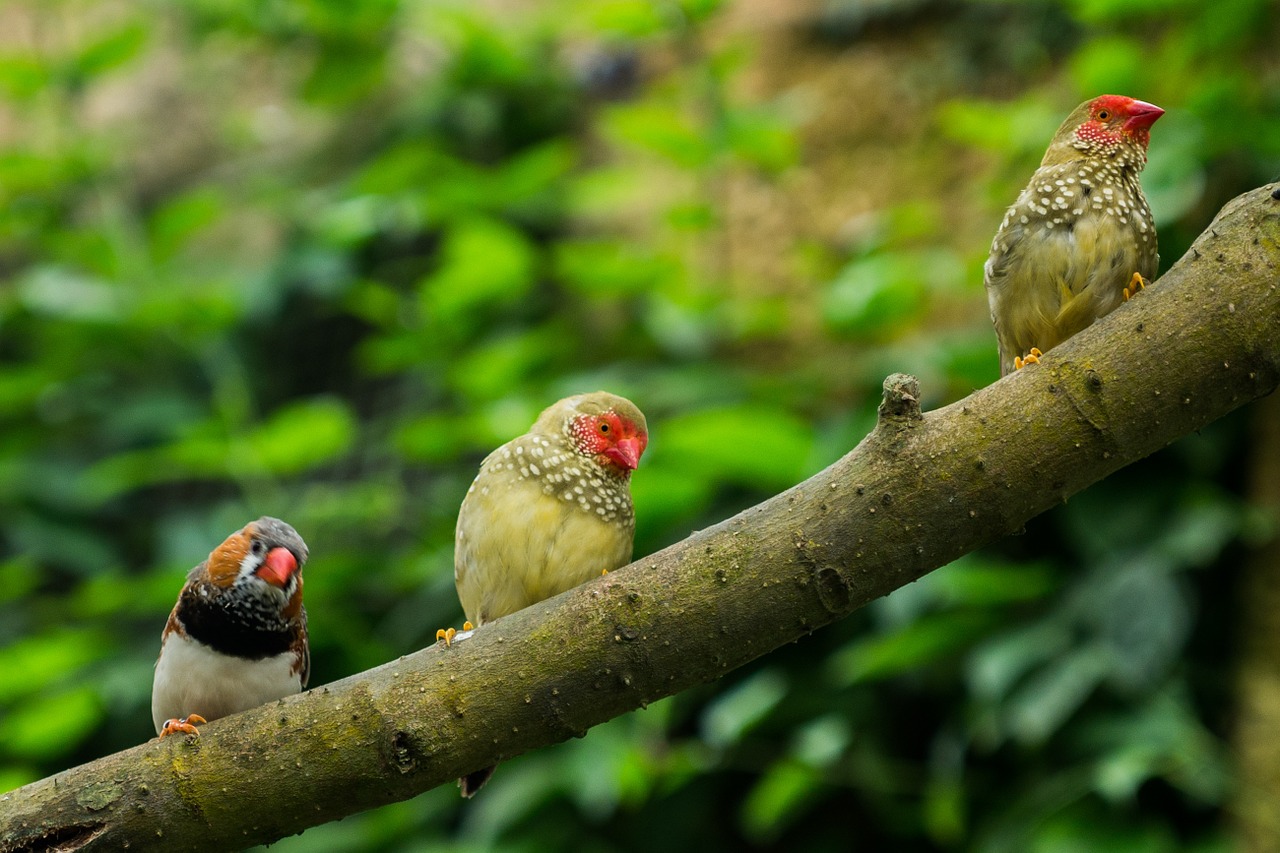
[878,373,922,423]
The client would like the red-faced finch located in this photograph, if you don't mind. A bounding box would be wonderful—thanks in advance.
[442,391,648,796]
[152,517,309,738]
[986,95,1164,375]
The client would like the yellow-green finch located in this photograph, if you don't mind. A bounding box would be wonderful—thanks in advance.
[446,391,648,796]
[986,94,1163,375]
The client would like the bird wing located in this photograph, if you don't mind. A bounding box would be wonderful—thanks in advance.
[987,161,1159,375]
[295,606,310,689]
[455,462,632,625]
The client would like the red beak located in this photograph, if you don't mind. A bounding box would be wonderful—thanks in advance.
[605,437,644,471]
[1124,100,1164,132]
[256,547,298,588]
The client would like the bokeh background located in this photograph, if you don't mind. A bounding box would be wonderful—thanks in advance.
[1,0,1279,850]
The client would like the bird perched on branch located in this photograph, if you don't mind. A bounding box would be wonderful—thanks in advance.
[151,517,309,738]
[444,391,649,796]
[985,94,1164,376]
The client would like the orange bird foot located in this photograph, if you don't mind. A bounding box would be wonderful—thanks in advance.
[159,714,207,738]
[437,623,474,647]
[463,621,473,631]
[1123,272,1148,301]
[1014,347,1043,370]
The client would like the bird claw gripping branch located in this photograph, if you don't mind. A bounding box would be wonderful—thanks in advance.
[158,714,207,738]
[435,622,473,648]
[1014,348,1044,371]
[1123,272,1148,301]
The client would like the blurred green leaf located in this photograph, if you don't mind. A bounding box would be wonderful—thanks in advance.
[0,766,37,795]
[727,106,798,172]
[1091,562,1189,693]
[823,251,962,340]
[447,328,564,401]
[968,622,1073,704]
[1084,688,1230,805]
[934,557,1057,607]
[0,366,53,412]
[18,266,124,322]
[0,631,109,703]
[936,97,1064,159]
[395,412,481,463]
[244,397,357,475]
[1029,811,1176,853]
[420,217,538,326]
[1068,36,1148,96]
[791,714,850,768]
[0,557,39,605]
[0,53,48,100]
[630,463,714,538]
[830,611,998,686]
[1004,645,1110,745]
[680,0,728,23]
[1155,489,1241,567]
[554,239,671,297]
[660,405,813,490]
[740,759,821,841]
[701,669,788,749]
[582,0,668,36]
[1142,114,1208,226]
[0,686,102,760]
[1066,0,1202,23]
[70,24,148,80]
[604,101,713,167]
[148,188,228,260]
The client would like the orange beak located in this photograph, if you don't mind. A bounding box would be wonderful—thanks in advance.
[256,547,298,588]
[1124,100,1164,133]
[605,437,645,471]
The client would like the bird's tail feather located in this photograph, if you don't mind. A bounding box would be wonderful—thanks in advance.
[460,764,497,798]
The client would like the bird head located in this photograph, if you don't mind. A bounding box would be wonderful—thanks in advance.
[540,391,649,476]
[204,517,309,619]
[1046,95,1164,165]
[571,409,648,472]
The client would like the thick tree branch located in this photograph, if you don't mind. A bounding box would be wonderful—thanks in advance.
[3,185,1279,852]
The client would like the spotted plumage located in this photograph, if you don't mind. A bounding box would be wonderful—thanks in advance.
[151,517,309,737]
[986,95,1163,376]
[450,391,648,796]
[455,391,646,627]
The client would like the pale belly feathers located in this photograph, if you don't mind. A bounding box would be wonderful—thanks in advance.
[151,631,302,733]
[455,476,633,626]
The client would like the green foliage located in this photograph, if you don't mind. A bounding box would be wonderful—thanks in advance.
[0,0,1276,850]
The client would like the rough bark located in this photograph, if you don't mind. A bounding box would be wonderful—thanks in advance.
[2,185,1279,852]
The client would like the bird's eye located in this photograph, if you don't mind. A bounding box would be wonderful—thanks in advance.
[598,422,610,434]
[1097,109,1111,121]
[251,540,266,556]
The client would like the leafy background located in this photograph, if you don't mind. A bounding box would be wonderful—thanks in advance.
[1,0,1278,849]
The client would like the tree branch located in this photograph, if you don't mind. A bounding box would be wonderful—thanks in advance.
[3,185,1279,852]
